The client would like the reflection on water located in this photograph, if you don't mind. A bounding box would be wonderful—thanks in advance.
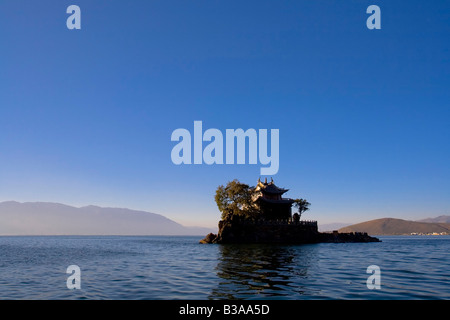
[210,244,319,299]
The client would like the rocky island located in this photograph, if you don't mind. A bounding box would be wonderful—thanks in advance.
[200,179,380,244]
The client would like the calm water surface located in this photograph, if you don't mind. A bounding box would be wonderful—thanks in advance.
[0,236,448,299]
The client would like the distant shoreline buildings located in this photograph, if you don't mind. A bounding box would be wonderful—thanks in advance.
[410,232,448,236]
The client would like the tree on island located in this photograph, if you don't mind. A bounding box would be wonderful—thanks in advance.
[214,179,258,220]
[293,198,311,220]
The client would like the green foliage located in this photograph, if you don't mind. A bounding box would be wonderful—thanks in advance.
[214,179,257,220]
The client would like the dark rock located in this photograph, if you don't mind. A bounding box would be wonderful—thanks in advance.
[318,230,381,243]
[199,232,218,244]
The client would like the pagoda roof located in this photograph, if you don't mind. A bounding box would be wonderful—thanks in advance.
[255,178,289,195]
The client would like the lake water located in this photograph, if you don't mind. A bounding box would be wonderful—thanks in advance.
[0,236,448,300]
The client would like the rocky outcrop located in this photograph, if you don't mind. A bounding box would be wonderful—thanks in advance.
[199,232,217,244]
[317,230,381,243]
[200,217,380,244]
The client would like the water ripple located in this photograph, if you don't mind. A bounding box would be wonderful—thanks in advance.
[0,236,449,299]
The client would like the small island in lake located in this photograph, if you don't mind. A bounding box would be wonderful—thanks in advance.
[200,178,380,244]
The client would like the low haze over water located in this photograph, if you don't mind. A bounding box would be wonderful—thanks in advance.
[0,236,448,299]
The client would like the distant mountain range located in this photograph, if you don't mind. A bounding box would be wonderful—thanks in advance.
[0,201,214,236]
[416,215,450,223]
[337,217,450,235]
[1,201,448,236]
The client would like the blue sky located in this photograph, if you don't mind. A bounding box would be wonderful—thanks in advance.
[1,0,449,228]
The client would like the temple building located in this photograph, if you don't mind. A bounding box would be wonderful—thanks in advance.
[253,178,295,220]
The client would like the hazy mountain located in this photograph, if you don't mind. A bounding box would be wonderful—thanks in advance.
[338,218,450,235]
[417,215,450,223]
[0,201,214,236]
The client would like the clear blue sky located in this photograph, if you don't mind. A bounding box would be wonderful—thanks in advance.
[1,0,449,228]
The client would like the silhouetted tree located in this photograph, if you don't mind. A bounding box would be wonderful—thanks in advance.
[293,198,310,220]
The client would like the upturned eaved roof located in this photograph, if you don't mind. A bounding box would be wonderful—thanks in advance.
[255,178,289,195]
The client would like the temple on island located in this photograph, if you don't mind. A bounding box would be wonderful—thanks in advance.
[200,178,381,244]
[253,178,295,221]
